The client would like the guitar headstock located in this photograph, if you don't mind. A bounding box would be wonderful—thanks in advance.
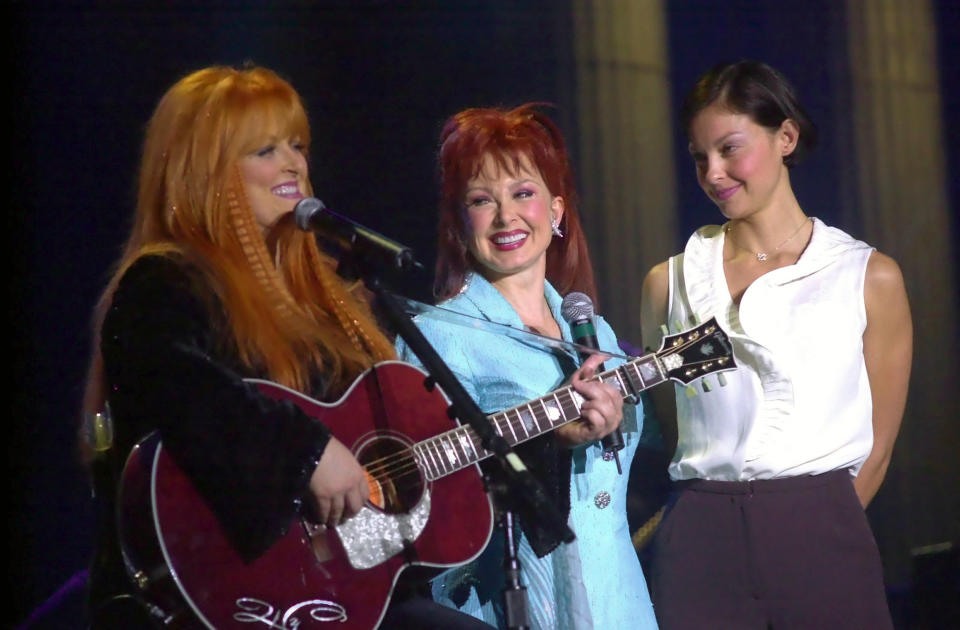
[656,317,736,385]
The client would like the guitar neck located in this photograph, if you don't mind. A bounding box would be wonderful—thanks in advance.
[413,352,667,481]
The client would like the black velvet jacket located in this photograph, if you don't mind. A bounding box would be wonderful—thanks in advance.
[100,255,332,560]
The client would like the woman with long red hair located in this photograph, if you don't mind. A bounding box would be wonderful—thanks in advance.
[397,104,658,629]
[82,65,490,629]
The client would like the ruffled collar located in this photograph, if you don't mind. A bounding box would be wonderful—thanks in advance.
[682,217,872,324]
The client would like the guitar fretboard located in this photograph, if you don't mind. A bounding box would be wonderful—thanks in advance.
[412,353,665,481]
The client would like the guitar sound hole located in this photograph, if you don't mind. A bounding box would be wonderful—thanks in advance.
[357,436,424,515]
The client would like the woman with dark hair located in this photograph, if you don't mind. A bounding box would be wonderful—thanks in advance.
[397,104,658,629]
[640,60,912,629]
[82,65,491,630]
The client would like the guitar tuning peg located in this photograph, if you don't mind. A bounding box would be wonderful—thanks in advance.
[673,321,684,333]
[685,385,697,398]
[717,373,728,387]
[690,314,702,325]
[701,380,712,393]
[660,324,669,337]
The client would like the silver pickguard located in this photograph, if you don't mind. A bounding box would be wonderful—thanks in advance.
[334,489,432,569]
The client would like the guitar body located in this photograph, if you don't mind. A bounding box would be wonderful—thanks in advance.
[118,361,494,630]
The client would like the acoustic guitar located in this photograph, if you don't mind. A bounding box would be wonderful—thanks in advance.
[118,318,734,629]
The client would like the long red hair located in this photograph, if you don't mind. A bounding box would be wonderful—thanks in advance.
[434,103,598,304]
[82,66,393,424]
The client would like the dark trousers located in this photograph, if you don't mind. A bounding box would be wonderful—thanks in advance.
[650,470,893,630]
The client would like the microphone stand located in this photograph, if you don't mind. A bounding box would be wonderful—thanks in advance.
[495,485,529,629]
[332,236,574,630]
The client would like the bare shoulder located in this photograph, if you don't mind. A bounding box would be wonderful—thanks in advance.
[642,260,670,300]
[864,251,907,303]
[866,250,904,284]
[641,260,671,347]
[863,250,911,334]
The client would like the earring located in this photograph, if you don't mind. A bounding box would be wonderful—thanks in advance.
[551,218,563,238]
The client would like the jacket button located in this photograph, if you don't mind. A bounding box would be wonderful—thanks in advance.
[594,491,611,509]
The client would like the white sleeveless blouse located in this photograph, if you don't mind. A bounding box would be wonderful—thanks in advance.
[667,218,875,481]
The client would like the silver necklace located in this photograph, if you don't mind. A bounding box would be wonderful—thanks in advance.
[725,217,811,262]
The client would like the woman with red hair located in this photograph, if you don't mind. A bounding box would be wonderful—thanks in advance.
[82,65,491,629]
[397,104,658,629]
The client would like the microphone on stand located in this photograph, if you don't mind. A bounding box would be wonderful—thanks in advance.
[293,197,421,274]
[561,292,625,474]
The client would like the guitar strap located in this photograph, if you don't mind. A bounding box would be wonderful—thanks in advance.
[392,294,631,361]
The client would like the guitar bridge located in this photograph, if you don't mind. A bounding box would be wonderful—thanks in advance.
[302,520,333,563]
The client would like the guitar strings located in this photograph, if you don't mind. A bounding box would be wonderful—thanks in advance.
[360,388,582,488]
[363,392,575,476]
[360,333,723,491]
[359,391,590,501]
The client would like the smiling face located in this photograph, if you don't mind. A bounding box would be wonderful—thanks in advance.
[240,136,309,233]
[462,153,563,286]
[688,103,797,220]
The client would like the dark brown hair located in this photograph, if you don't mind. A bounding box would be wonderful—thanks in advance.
[680,60,818,167]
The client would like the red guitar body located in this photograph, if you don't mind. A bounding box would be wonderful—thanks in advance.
[118,361,494,629]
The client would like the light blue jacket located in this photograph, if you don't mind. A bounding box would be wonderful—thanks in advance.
[396,272,657,630]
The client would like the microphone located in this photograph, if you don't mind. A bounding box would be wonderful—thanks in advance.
[561,291,625,474]
[293,197,421,274]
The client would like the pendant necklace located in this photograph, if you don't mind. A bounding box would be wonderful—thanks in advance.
[725,217,811,262]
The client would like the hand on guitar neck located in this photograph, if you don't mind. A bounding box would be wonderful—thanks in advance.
[556,352,624,447]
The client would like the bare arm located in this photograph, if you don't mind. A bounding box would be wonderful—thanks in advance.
[854,251,912,507]
[641,262,670,351]
[640,262,678,456]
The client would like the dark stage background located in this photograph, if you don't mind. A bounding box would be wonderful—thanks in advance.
[11,2,959,628]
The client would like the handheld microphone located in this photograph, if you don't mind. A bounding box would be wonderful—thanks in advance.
[561,291,625,474]
[293,197,421,274]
